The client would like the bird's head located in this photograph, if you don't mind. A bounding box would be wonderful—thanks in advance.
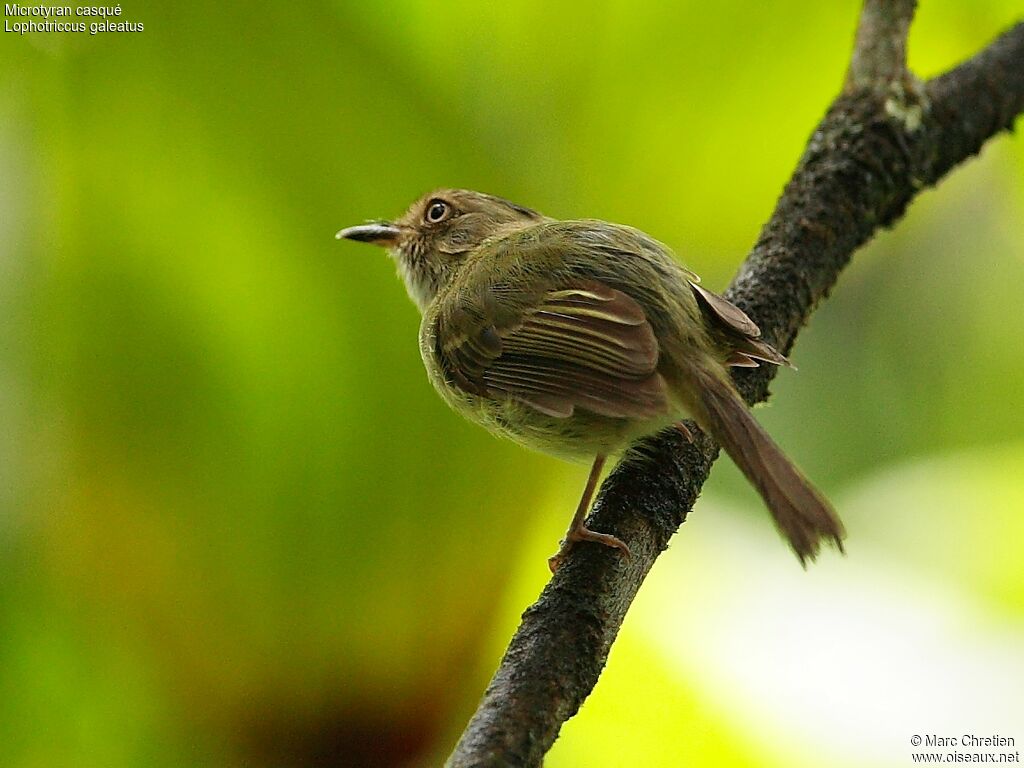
[337,189,544,311]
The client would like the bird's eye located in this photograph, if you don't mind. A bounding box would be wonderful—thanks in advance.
[425,199,451,224]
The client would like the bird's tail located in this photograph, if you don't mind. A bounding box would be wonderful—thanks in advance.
[686,364,845,565]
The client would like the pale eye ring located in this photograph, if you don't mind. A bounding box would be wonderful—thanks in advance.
[425,199,451,224]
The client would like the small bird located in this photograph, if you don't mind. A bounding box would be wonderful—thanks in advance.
[338,190,845,570]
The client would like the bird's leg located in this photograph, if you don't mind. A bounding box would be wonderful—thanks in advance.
[547,454,631,572]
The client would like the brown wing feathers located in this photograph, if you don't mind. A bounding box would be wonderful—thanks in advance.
[438,281,670,419]
[439,275,791,420]
[689,281,791,368]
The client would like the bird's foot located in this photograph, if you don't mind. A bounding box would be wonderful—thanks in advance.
[547,525,631,573]
[674,420,695,443]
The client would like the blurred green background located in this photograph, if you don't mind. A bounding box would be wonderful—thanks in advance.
[2,1,1023,766]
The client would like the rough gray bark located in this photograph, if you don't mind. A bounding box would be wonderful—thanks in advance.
[447,4,1024,766]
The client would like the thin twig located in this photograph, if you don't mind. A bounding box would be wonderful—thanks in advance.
[846,0,917,91]
[447,5,1024,766]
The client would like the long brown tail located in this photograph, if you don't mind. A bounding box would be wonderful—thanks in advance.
[688,365,845,565]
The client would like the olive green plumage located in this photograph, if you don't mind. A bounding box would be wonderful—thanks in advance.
[338,189,845,567]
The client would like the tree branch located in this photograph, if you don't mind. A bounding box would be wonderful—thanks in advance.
[846,0,917,91]
[447,7,1024,767]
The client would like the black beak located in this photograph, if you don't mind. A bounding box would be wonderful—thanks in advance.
[335,222,401,245]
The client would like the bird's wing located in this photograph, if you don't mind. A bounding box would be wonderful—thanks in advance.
[689,282,761,338]
[688,281,792,368]
[434,279,670,419]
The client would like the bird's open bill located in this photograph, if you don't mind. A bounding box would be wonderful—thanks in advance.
[336,222,400,245]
